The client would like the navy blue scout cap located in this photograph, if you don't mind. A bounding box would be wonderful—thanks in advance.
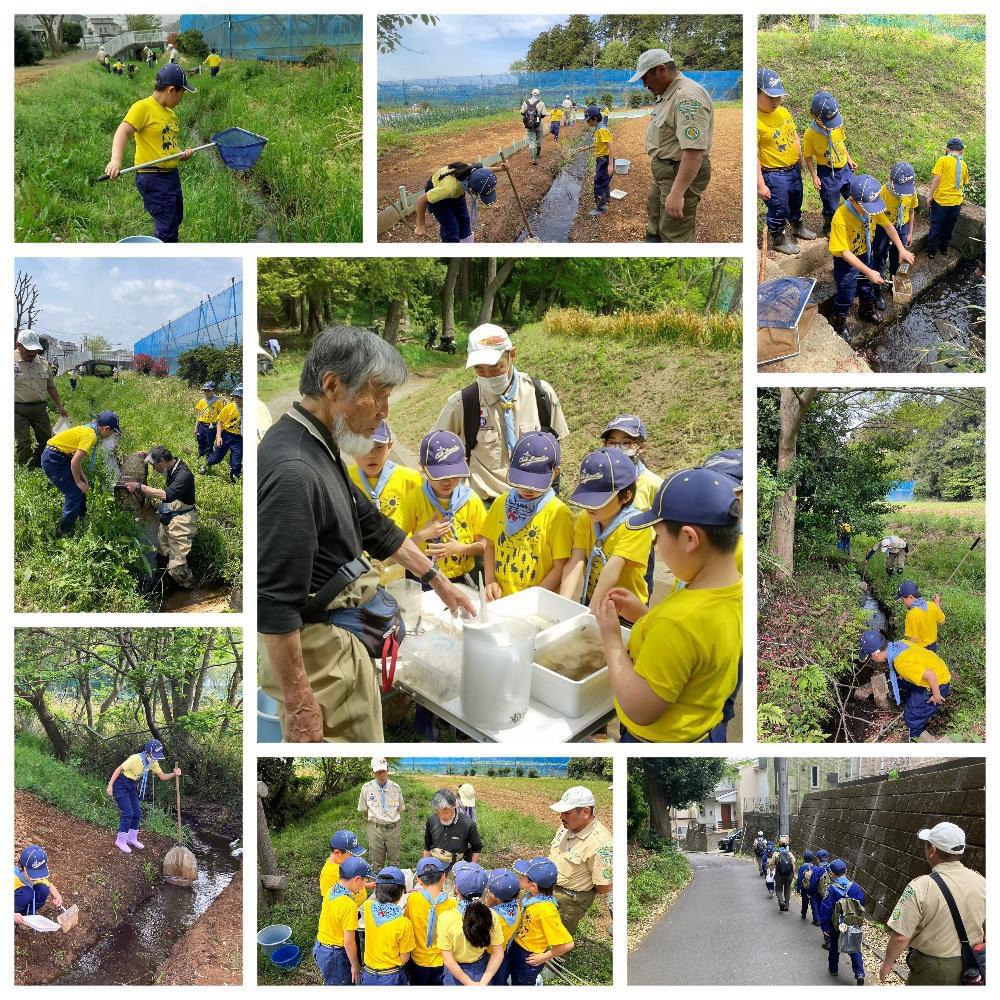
[896,580,920,599]
[455,864,488,897]
[466,168,498,205]
[830,859,848,875]
[97,410,122,433]
[371,420,392,445]
[513,857,558,889]
[627,468,741,530]
[848,174,887,215]
[946,137,965,150]
[156,63,197,93]
[144,738,165,760]
[702,448,743,485]
[889,162,916,196]
[416,857,447,877]
[859,628,887,660]
[486,868,521,902]
[757,68,786,97]
[569,447,637,509]
[601,415,647,441]
[810,91,842,129]
[584,105,603,122]
[329,829,365,855]
[18,844,50,880]
[376,866,407,886]
[339,856,374,880]
[420,429,469,479]
[508,432,560,491]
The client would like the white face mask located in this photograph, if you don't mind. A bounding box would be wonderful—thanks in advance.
[614,443,641,460]
[477,370,512,396]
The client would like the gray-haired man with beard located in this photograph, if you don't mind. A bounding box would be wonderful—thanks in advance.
[258,327,476,743]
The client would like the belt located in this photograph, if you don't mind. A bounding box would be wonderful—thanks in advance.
[136,166,178,174]
[364,964,403,976]
[316,940,345,952]
[761,164,799,174]
[14,400,47,406]
[555,885,594,898]
[370,819,399,829]
[43,446,70,460]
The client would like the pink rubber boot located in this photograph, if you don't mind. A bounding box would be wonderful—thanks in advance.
[115,832,132,853]
[127,830,145,850]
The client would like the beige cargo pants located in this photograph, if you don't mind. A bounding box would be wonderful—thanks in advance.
[647,155,712,243]
[554,885,597,935]
[367,821,402,868]
[158,504,198,588]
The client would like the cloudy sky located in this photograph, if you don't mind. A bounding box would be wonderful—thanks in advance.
[378,15,567,80]
[14,258,242,350]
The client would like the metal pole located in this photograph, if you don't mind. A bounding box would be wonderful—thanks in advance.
[776,757,789,839]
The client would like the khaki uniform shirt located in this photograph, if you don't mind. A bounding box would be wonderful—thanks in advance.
[888,860,986,958]
[645,74,714,160]
[358,779,405,824]
[435,372,569,500]
[549,817,613,891]
[14,352,51,404]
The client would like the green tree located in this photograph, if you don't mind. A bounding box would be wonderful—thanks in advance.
[82,334,112,353]
[125,15,163,32]
[628,758,727,840]
[59,20,83,47]
[377,14,439,54]
[176,29,209,60]
[15,25,45,66]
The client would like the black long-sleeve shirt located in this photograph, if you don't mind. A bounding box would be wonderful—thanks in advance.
[424,812,483,861]
[164,459,196,505]
[257,403,405,634]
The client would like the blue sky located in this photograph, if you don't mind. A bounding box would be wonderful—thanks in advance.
[14,258,242,351]
[378,15,568,80]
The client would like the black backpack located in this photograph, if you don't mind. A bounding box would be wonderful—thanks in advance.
[460,379,553,461]
[521,100,542,129]
[776,852,794,877]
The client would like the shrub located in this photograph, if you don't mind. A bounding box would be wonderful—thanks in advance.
[15,25,45,66]
[59,21,83,47]
[627,90,645,109]
[527,768,539,778]
[177,345,242,388]
[600,92,614,110]
[176,29,209,60]
[303,44,335,67]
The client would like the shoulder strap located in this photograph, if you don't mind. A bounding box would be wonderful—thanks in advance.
[929,871,972,945]
[532,378,553,434]
[461,383,480,460]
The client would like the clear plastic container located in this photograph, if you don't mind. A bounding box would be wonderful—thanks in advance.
[461,616,536,730]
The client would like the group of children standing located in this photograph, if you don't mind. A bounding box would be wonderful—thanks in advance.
[315,829,572,986]
[194,380,244,481]
[349,415,743,743]
[757,67,972,337]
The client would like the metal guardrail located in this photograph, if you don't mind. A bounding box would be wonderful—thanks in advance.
[97,29,166,59]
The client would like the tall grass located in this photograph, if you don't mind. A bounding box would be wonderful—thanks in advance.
[545,306,742,350]
[627,844,692,925]
[15,57,361,242]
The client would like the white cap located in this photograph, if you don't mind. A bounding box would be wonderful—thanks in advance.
[465,323,513,368]
[371,756,389,773]
[457,783,476,807]
[531,88,540,97]
[549,786,595,812]
[757,830,763,836]
[628,48,673,83]
[17,329,44,352]
[918,821,966,854]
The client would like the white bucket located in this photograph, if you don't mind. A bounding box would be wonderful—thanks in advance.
[614,159,631,175]
[460,616,535,730]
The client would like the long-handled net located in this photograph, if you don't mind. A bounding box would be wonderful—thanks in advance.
[757,277,816,330]
[210,127,268,171]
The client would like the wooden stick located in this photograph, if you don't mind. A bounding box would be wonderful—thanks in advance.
[174,773,183,840]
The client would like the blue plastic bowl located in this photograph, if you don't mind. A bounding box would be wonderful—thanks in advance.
[117,235,163,243]
[256,924,292,955]
[269,944,302,970]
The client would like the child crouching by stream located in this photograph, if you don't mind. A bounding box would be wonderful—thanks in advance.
[105,739,181,853]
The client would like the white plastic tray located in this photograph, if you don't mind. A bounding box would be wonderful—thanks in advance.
[23,914,61,932]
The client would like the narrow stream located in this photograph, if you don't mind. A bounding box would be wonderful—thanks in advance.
[53,829,239,986]
[517,148,590,243]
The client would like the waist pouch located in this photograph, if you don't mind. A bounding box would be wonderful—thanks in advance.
[156,502,195,525]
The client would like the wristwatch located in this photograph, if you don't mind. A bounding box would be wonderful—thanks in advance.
[419,566,440,586]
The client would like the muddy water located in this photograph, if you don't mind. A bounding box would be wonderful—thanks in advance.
[54,830,239,986]
[870,263,985,372]
[536,630,606,682]
[517,149,589,243]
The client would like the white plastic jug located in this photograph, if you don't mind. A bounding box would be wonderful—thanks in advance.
[460,616,535,730]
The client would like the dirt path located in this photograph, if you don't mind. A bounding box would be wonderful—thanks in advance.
[15,47,95,87]
[15,790,173,985]
[156,867,243,986]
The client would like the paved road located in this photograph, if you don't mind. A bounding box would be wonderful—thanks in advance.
[630,851,857,985]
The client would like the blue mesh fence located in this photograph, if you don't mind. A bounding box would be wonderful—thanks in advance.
[134,280,243,373]
[178,14,362,62]
[846,15,984,42]
[378,68,741,110]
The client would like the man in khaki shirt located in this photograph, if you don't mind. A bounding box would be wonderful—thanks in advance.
[880,822,985,985]
[356,757,405,869]
[14,329,68,467]
[548,786,612,934]
[434,324,569,503]
[629,48,714,244]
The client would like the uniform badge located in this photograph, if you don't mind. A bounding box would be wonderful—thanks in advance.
[684,126,702,141]
[479,408,488,429]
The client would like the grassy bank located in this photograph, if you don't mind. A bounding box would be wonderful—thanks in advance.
[626,843,692,949]
[378,108,522,156]
[16,58,361,242]
[15,371,242,611]
[15,733,180,838]
[758,22,986,208]
[258,773,612,985]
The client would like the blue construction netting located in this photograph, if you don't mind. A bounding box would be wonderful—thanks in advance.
[886,481,916,502]
[178,14,362,62]
[849,15,984,42]
[134,280,242,374]
[378,68,741,110]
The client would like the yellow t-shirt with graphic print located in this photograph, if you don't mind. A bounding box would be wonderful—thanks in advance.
[572,510,651,605]
[617,580,742,742]
[215,402,241,435]
[47,424,98,456]
[881,185,918,228]
[757,105,800,170]
[593,126,613,158]
[932,155,969,207]
[404,891,457,967]
[828,202,892,258]
[513,899,573,954]
[481,491,573,597]
[195,397,223,425]
[362,897,416,970]
[801,122,848,169]
[349,463,422,528]
[398,484,486,580]
[435,907,505,964]
[426,168,466,205]
[317,886,360,948]
[892,642,951,687]
[319,857,367,907]
[121,753,163,781]
[124,96,181,169]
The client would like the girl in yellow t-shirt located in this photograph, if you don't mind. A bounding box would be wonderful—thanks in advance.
[105,738,181,853]
[435,863,506,986]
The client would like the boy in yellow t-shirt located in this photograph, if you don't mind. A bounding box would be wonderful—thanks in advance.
[560,447,652,611]
[203,385,242,481]
[203,48,222,76]
[319,830,369,905]
[872,162,918,309]
[756,68,816,255]
[14,844,65,926]
[361,867,416,985]
[403,857,456,985]
[596,468,743,743]
[584,105,613,217]
[349,420,421,527]
[484,868,522,986]
[482,432,573,600]
[828,174,914,338]
[397,430,486,587]
[509,857,573,985]
[105,64,196,242]
[927,137,971,258]
[897,580,945,652]
[802,90,856,235]
[314,854,372,984]
[194,380,223,459]
[413,162,505,244]
[549,104,564,140]
[435,863,506,985]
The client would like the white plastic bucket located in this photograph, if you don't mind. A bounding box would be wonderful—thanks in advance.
[614,159,631,175]
[117,235,163,243]
[256,924,292,955]
[461,616,535,731]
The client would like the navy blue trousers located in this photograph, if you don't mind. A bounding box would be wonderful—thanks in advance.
[112,775,141,832]
[873,221,910,278]
[42,447,86,535]
[206,430,242,479]
[594,156,611,206]
[828,925,866,979]
[490,949,511,986]
[928,202,961,253]
[314,941,352,985]
[15,882,50,915]
[817,163,853,218]
[360,966,408,985]
[762,165,803,232]
[899,679,950,738]
[833,254,875,317]
[406,961,445,986]
[196,422,215,457]
[425,179,472,243]
[444,954,489,985]
[135,170,184,242]
[507,942,544,986]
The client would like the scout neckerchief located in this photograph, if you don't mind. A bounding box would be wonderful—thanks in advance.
[833,875,853,894]
[492,899,521,928]
[86,421,101,471]
[950,152,965,193]
[888,186,906,229]
[369,898,404,926]
[418,887,448,946]
[328,882,355,902]
[522,892,558,909]
[422,481,473,530]
[844,201,874,263]
[912,597,929,613]
[581,505,636,604]
[504,487,555,537]
[364,460,398,503]
[497,370,521,454]
[200,395,218,415]
[808,120,837,168]
[138,751,155,800]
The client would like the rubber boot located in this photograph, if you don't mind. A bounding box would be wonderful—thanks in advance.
[115,832,132,854]
[822,216,832,236]
[790,219,818,241]
[859,299,879,323]
[830,313,851,339]
[127,830,145,850]
[873,287,887,312]
[770,229,800,255]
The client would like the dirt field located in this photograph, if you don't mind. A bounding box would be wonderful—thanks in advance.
[14,47,94,88]
[156,867,243,986]
[14,790,172,985]
[379,107,741,244]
